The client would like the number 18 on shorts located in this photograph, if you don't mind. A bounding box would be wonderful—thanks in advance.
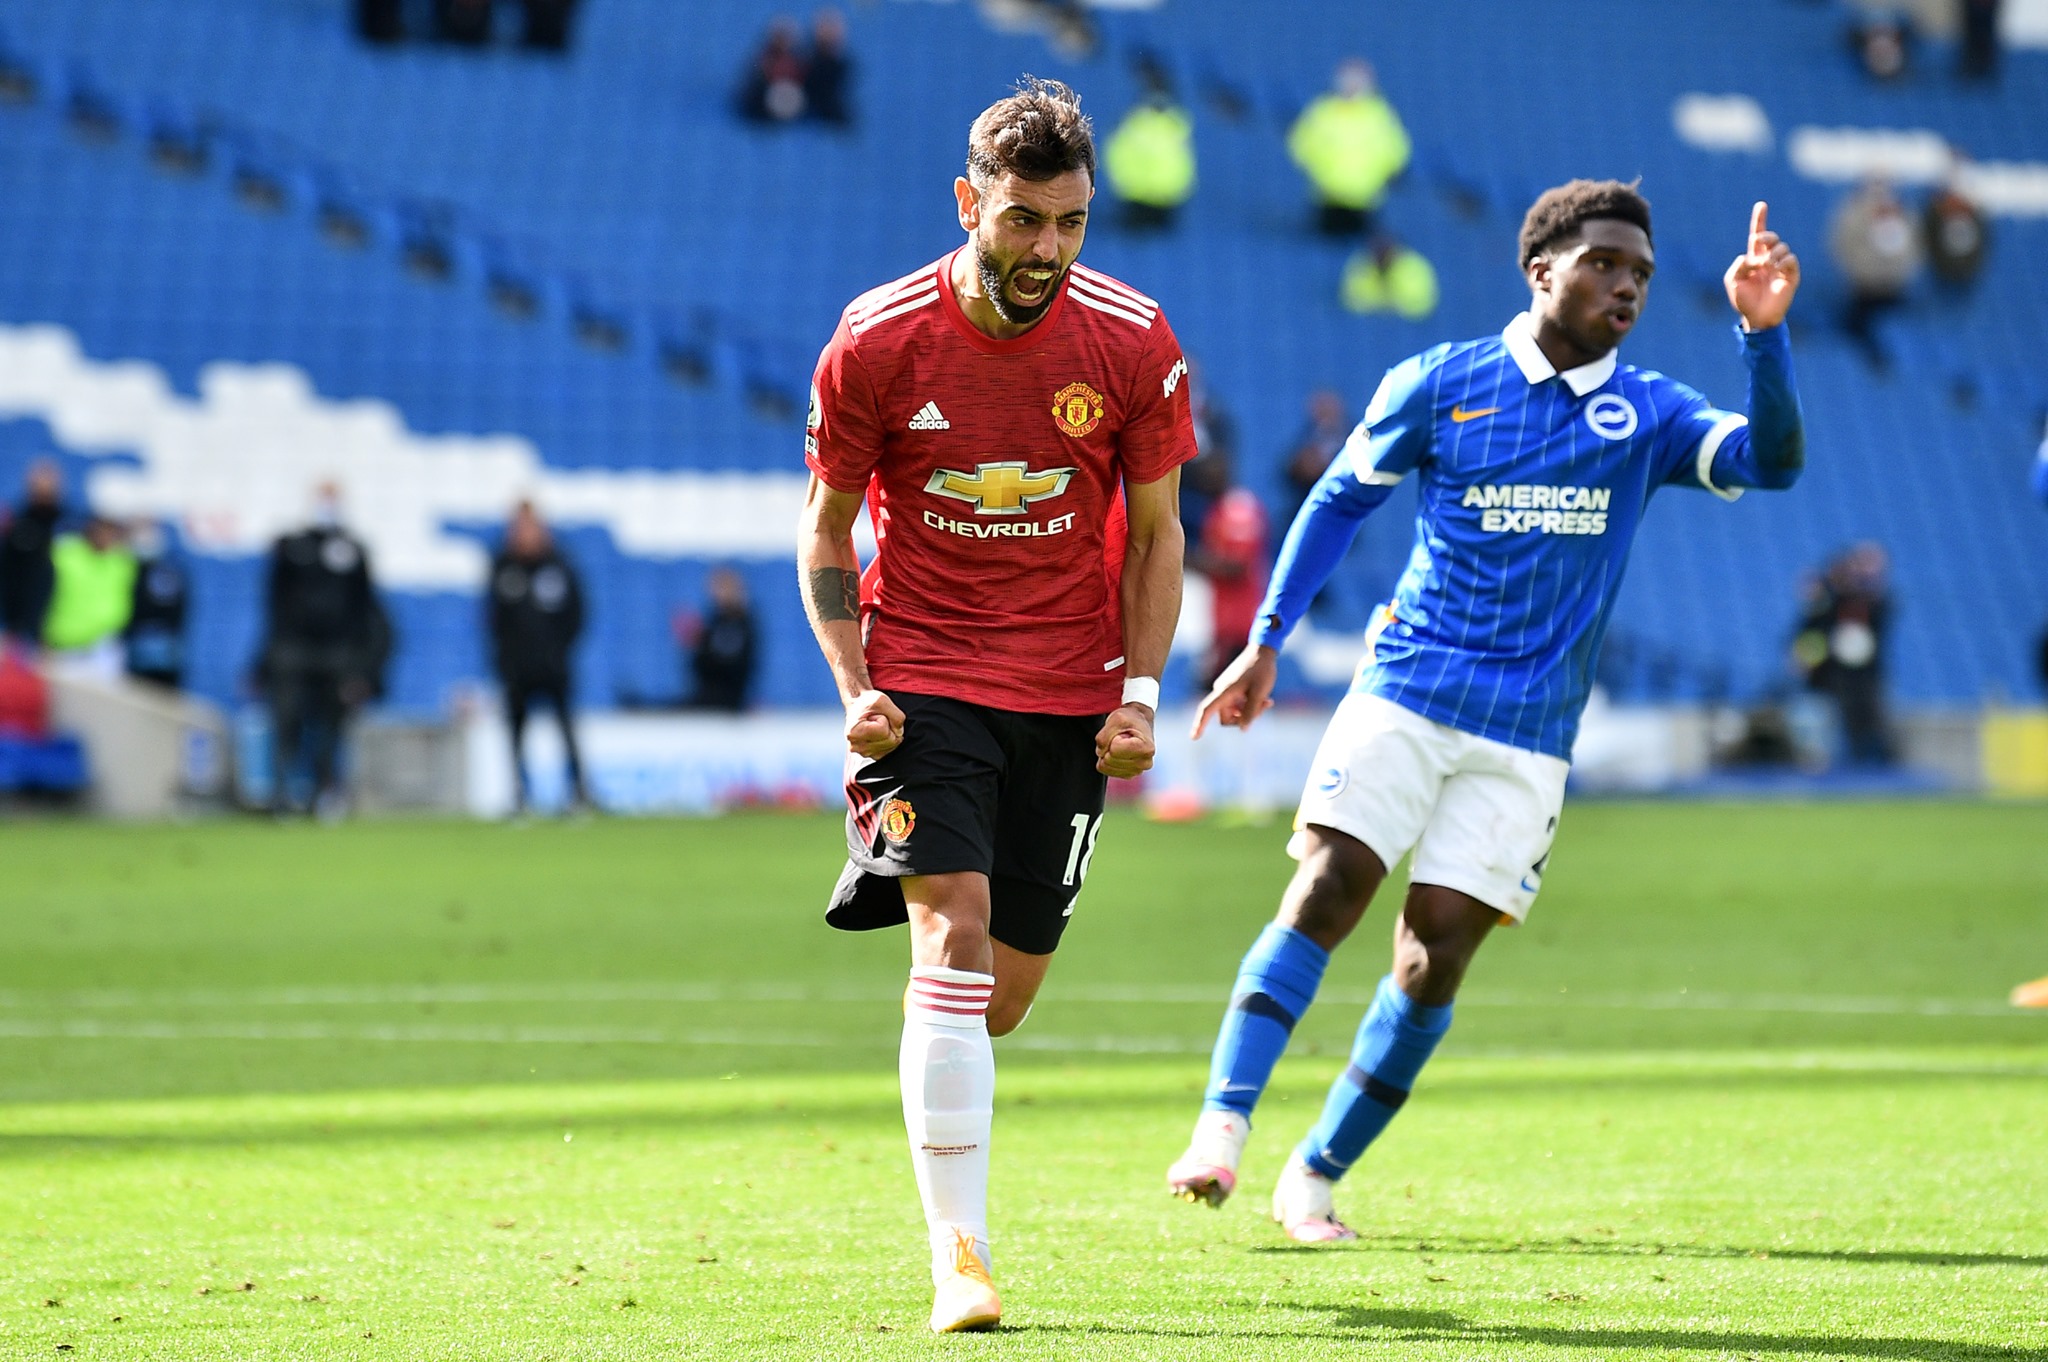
[827,692,1110,955]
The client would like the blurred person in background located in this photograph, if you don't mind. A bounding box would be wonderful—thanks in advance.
[489,500,591,813]
[1176,362,1238,543]
[1194,487,1269,690]
[1847,11,1910,82]
[260,482,390,820]
[1287,58,1410,239]
[1341,234,1438,319]
[1923,176,1988,293]
[1104,53,1195,232]
[682,566,758,712]
[736,17,809,124]
[123,520,189,691]
[804,9,854,126]
[436,0,494,46]
[1792,542,1894,765]
[356,0,404,44]
[1280,389,1349,527]
[43,515,136,680]
[1960,0,2002,80]
[521,0,581,52]
[0,459,66,651]
[1829,177,1922,368]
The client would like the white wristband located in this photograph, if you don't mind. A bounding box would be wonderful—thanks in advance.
[1121,676,1160,710]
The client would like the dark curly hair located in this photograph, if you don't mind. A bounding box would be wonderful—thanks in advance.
[967,76,1096,186]
[1517,179,1653,269]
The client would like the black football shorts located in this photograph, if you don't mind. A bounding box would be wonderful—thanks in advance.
[826,691,1110,956]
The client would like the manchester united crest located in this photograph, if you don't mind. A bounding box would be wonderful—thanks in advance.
[1050,381,1105,438]
[880,797,917,843]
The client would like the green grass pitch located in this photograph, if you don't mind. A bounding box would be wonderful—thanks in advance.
[2,802,2045,1359]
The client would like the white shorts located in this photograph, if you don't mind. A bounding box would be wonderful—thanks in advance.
[1288,693,1570,922]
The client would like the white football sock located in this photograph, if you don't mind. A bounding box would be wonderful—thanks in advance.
[901,966,996,1283]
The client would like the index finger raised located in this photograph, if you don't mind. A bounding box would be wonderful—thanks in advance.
[1748,200,1768,253]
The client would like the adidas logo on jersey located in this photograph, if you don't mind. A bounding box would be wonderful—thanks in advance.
[909,402,950,430]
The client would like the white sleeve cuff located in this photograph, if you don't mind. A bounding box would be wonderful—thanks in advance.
[1695,413,1749,503]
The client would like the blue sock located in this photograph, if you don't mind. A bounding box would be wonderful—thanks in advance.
[1202,924,1330,1120]
[1298,974,1453,1180]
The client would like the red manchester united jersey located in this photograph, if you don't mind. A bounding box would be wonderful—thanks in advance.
[807,248,1198,715]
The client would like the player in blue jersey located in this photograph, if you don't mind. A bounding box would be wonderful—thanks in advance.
[1165,180,1806,1240]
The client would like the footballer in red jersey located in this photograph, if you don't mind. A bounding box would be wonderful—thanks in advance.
[795,78,1195,1332]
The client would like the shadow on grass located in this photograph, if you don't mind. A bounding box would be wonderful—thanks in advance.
[1247,1235,2048,1270]
[1026,1303,2041,1360]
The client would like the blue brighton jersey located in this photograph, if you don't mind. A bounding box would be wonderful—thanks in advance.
[1253,312,1804,760]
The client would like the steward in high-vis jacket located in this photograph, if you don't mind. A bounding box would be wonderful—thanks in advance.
[1287,57,1410,238]
[1104,87,1195,232]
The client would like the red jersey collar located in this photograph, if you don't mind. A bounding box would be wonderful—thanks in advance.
[937,245,1070,354]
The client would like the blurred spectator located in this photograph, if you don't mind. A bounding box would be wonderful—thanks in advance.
[1196,488,1269,690]
[521,0,581,52]
[1829,178,1922,367]
[44,516,136,678]
[804,9,854,126]
[0,643,44,734]
[356,0,404,44]
[1176,365,1238,547]
[1923,179,1988,291]
[682,567,758,712]
[1341,234,1439,319]
[1287,59,1410,239]
[1179,446,1233,559]
[1281,389,1350,525]
[123,520,189,690]
[1188,362,1237,470]
[0,460,66,650]
[1792,543,1894,765]
[259,483,391,818]
[1960,0,2001,79]
[488,500,591,813]
[1104,55,1196,232]
[2035,417,2047,693]
[1848,14,1910,81]
[437,0,495,46]
[737,18,809,125]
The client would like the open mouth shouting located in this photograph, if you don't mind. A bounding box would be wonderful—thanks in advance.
[976,245,1066,326]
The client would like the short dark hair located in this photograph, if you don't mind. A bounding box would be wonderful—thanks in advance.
[966,76,1095,186]
[1517,179,1653,269]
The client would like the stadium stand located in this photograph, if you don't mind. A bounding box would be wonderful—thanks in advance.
[0,0,2042,716]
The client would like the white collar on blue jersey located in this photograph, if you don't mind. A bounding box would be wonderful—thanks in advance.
[1502,312,1617,397]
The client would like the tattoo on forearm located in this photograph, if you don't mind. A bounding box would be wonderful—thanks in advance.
[807,567,860,623]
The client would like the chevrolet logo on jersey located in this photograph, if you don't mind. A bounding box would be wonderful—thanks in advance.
[925,461,1077,516]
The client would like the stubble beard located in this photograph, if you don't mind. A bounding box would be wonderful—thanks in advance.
[974,238,1062,327]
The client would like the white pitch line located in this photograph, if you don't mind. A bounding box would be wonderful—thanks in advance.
[0,1020,855,1048]
[0,983,2033,1019]
[0,1018,1193,1054]
[0,1021,2043,1075]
